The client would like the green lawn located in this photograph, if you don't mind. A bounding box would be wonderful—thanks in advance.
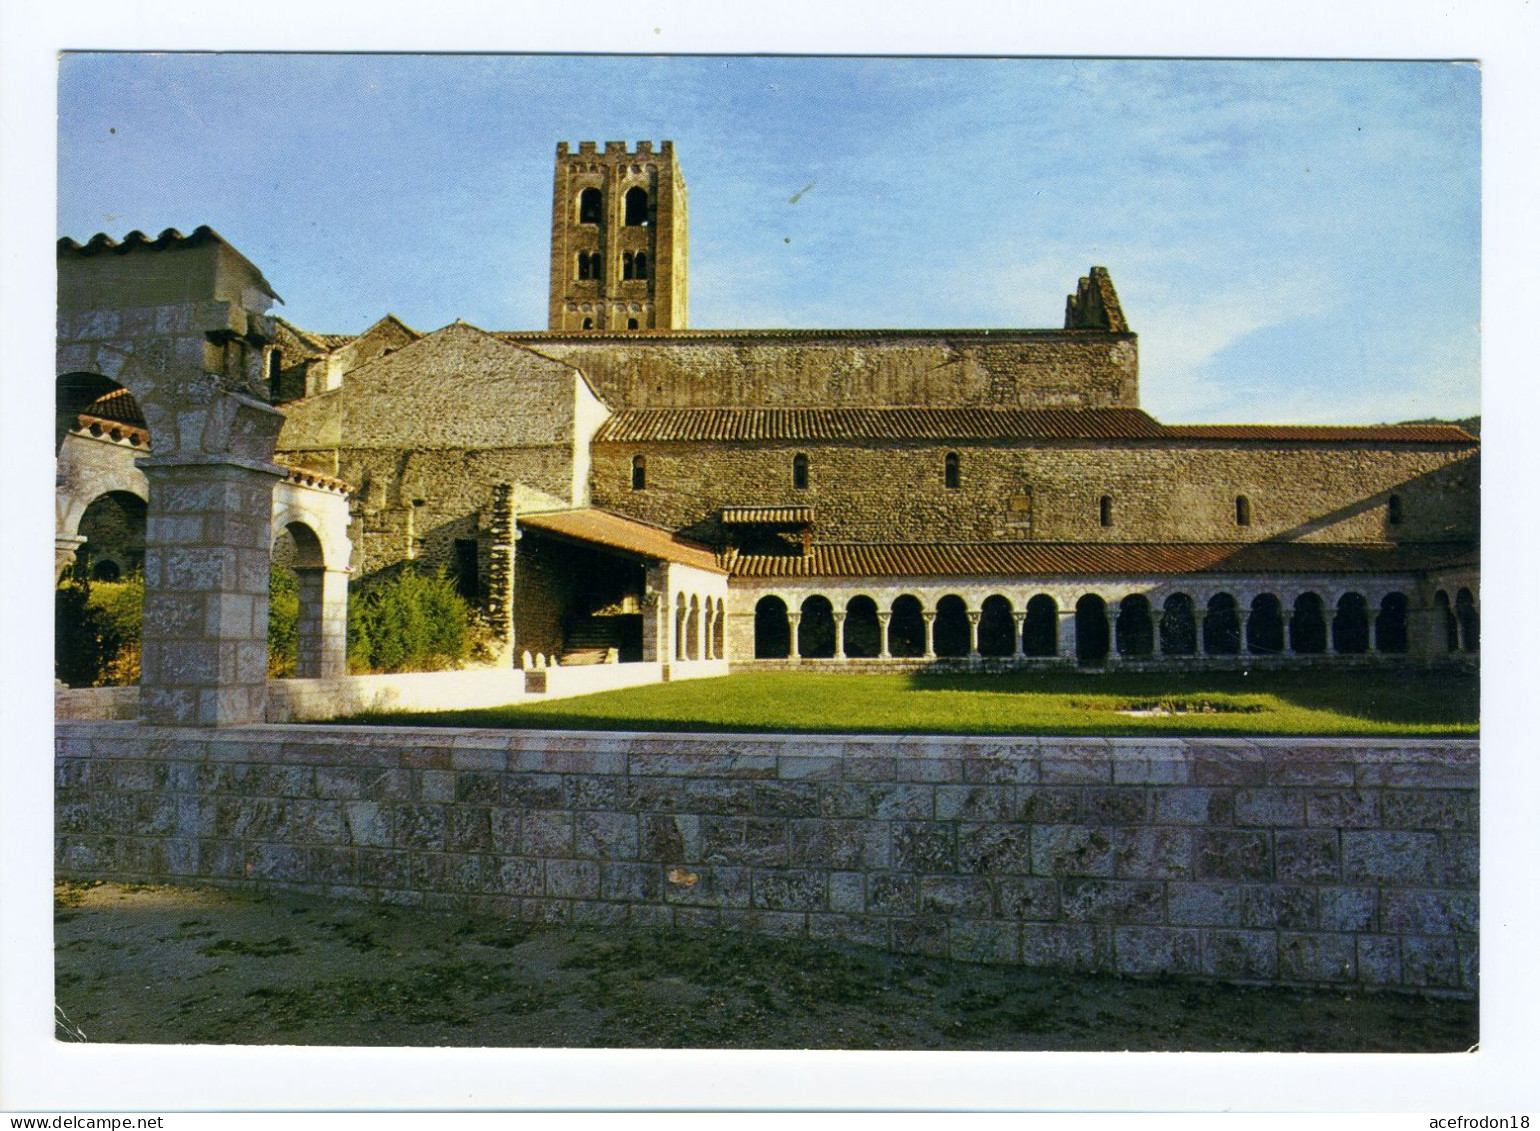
[339,666,1478,737]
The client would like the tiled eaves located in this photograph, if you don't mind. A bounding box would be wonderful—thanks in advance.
[595,407,1478,446]
[724,540,1477,580]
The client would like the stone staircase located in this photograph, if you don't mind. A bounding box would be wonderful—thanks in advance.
[561,616,621,665]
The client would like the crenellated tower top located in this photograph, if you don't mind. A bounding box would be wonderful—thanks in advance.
[549,141,688,332]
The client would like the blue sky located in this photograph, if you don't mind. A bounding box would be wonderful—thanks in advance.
[57,55,1480,423]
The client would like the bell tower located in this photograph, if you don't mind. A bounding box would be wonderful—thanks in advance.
[549,140,689,332]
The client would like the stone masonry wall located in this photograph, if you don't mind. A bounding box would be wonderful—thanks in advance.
[516,332,1139,410]
[55,724,1477,994]
[591,439,1478,546]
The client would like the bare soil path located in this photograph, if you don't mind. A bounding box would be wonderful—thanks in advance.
[54,882,1477,1052]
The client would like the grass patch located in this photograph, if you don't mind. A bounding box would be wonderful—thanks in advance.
[198,936,301,958]
[335,666,1477,737]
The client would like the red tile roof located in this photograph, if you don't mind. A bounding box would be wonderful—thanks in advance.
[78,387,147,428]
[594,408,1477,445]
[519,508,726,574]
[1162,423,1477,443]
[596,408,1165,443]
[722,506,816,525]
[726,541,1474,580]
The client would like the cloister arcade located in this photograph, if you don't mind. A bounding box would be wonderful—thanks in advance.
[741,580,1478,666]
[674,592,728,662]
[57,368,353,698]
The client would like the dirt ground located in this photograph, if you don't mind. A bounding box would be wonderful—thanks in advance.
[54,881,1477,1052]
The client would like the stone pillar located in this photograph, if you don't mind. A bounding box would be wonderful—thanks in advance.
[1105,600,1120,665]
[787,612,803,661]
[1239,610,1253,656]
[877,612,892,660]
[1151,611,1164,656]
[1012,613,1026,658]
[294,567,349,678]
[1282,611,1295,655]
[139,455,286,726]
[1058,609,1077,662]
[922,613,937,660]
[833,611,847,660]
[966,611,981,659]
[1194,610,1208,655]
[485,484,517,662]
[55,534,87,581]
[640,587,666,663]
[1407,603,1439,658]
[703,601,716,661]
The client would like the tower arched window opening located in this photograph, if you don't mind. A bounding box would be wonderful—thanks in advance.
[635,251,648,279]
[624,186,650,226]
[623,252,636,280]
[578,188,602,225]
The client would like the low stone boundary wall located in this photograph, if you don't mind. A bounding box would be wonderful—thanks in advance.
[264,670,530,722]
[528,659,724,698]
[54,685,139,720]
[54,724,1478,994]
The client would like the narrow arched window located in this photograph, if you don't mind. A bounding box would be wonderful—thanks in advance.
[627,318,639,329]
[578,188,602,224]
[793,453,809,490]
[631,454,646,490]
[944,452,961,489]
[1388,494,1403,525]
[623,251,636,280]
[635,251,648,279]
[1236,495,1251,526]
[582,317,594,330]
[624,186,649,226]
[1099,495,1113,527]
[577,251,591,280]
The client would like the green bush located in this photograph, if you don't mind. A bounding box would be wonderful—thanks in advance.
[267,567,299,678]
[56,562,484,684]
[347,566,484,674]
[55,574,144,687]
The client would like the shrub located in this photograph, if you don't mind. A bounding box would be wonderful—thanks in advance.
[347,566,486,674]
[267,567,299,678]
[55,574,143,687]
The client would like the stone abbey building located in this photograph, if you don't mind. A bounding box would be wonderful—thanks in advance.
[57,140,1480,703]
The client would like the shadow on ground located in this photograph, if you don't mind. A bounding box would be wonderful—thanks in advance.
[55,882,1477,1051]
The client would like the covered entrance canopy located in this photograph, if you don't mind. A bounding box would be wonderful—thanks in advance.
[515,508,729,667]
